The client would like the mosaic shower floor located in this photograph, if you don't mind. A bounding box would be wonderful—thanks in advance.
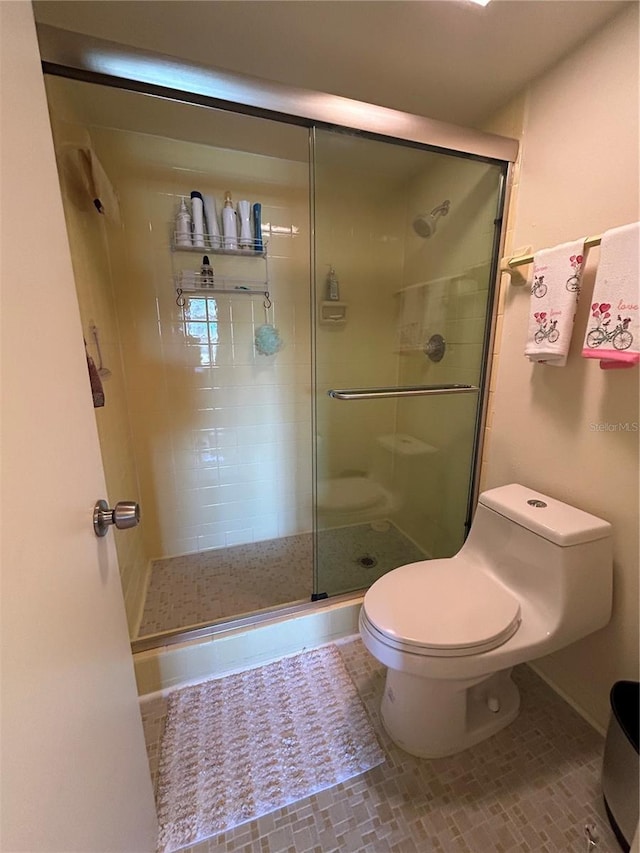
[316,523,424,598]
[141,637,618,853]
[137,523,425,637]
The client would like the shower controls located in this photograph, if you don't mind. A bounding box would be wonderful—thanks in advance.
[424,334,446,362]
[93,499,140,537]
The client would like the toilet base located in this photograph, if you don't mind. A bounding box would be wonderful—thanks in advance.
[380,667,521,758]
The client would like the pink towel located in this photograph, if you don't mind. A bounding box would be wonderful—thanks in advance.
[582,223,640,370]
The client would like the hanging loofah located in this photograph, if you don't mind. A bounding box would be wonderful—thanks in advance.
[255,291,283,356]
[255,323,283,356]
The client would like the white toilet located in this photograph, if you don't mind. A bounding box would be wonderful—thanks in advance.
[360,484,613,758]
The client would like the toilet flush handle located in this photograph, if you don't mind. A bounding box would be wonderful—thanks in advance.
[93,500,140,537]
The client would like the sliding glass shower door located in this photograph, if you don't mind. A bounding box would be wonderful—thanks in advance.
[313,128,505,597]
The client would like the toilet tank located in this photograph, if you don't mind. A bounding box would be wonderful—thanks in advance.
[462,484,613,641]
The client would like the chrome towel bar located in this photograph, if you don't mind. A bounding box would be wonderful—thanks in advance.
[327,384,479,400]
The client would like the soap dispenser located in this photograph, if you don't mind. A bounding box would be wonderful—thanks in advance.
[222,191,238,250]
[326,266,340,301]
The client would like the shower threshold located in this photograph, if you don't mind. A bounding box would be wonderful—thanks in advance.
[131,590,363,654]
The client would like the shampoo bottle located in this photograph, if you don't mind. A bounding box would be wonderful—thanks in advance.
[203,194,221,249]
[222,191,238,250]
[175,198,192,247]
[237,200,253,249]
[190,191,205,248]
[252,203,263,253]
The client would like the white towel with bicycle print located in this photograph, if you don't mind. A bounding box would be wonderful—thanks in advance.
[581,222,639,370]
[525,238,586,367]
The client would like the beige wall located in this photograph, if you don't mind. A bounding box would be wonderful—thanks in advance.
[483,5,639,729]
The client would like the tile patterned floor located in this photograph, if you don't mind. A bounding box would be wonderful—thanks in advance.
[137,524,425,637]
[140,638,618,853]
[138,533,314,636]
[317,524,425,599]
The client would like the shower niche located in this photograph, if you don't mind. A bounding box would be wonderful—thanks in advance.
[43,69,508,647]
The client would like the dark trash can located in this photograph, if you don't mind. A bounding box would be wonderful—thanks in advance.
[602,681,639,852]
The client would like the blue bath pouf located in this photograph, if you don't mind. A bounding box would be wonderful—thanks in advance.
[255,323,283,356]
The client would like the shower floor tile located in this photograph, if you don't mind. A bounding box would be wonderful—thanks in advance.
[316,522,425,597]
[141,638,618,853]
[137,522,425,638]
[137,533,313,637]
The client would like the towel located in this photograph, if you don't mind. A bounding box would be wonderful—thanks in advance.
[85,340,105,408]
[64,146,121,223]
[581,223,640,370]
[525,239,586,367]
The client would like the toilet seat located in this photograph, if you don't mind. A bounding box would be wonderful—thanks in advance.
[362,557,521,657]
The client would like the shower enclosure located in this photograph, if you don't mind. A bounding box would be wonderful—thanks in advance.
[39,25,515,649]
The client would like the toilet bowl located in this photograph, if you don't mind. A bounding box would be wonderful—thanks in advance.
[360,483,613,758]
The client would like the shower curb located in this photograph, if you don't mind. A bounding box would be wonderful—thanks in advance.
[135,597,362,698]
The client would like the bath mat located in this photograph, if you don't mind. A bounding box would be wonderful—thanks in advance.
[155,644,384,852]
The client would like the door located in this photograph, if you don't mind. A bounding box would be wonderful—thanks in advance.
[313,127,505,597]
[0,6,157,851]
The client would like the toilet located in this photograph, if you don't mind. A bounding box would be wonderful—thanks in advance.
[360,483,613,758]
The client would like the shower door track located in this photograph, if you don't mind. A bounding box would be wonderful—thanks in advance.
[131,590,365,654]
[36,25,518,165]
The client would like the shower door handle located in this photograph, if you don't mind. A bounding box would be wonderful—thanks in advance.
[93,499,140,537]
[327,384,479,400]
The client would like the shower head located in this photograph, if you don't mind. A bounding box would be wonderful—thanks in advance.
[412,199,451,239]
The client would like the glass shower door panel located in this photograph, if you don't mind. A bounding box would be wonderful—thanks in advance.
[313,126,504,598]
[315,392,479,597]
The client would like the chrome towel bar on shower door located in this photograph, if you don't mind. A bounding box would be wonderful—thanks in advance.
[327,384,479,400]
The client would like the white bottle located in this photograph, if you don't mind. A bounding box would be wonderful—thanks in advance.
[203,194,221,249]
[237,200,253,249]
[190,191,205,248]
[175,198,192,247]
[222,191,238,250]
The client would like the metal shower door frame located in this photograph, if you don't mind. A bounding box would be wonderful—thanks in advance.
[38,23,516,643]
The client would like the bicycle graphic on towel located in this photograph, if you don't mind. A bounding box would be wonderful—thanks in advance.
[586,303,633,350]
[533,313,559,344]
[532,254,583,298]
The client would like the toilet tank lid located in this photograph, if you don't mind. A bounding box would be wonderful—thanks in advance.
[478,484,612,546]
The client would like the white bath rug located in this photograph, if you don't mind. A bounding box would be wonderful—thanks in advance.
[155,644,384,852]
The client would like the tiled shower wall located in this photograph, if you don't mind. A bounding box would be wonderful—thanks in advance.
[94,128,312,559]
